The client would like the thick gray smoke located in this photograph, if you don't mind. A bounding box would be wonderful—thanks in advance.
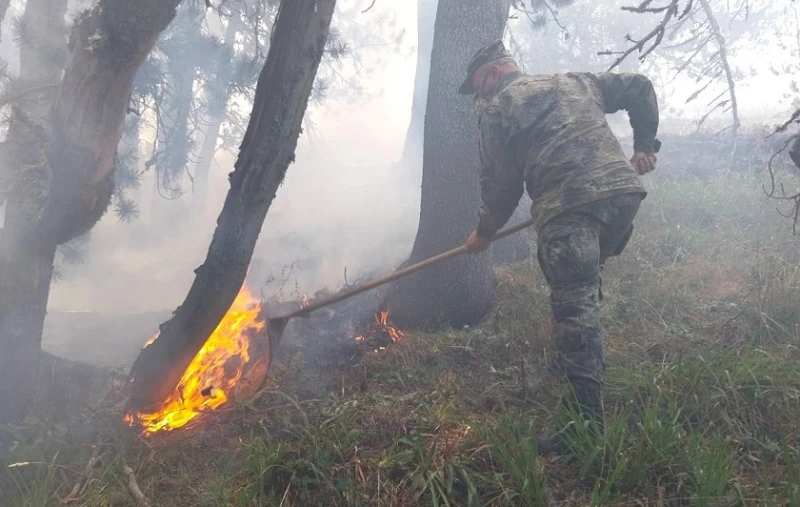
[29,0,799,365]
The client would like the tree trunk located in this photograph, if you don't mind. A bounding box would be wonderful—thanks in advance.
[0,200,57,427]
[193,9,243,213]
[399,0,437,170]
[385,0,512,328]
[125,0,337,412]
[45,0,184,242]
[0,0,183,428]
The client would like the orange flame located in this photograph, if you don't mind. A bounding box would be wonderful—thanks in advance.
[378,310,403,343]
[300,293,310,309]
[124,284,264,434]
[354,309,404,346]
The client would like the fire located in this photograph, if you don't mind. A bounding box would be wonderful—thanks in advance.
[124,284,265,434]
[377,310,403,343]
[300,293,310,309]
[354,308,404,349]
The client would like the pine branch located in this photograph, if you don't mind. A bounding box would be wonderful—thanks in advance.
[113,194,141,222]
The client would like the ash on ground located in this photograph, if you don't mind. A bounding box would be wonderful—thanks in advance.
[270,286,385,393]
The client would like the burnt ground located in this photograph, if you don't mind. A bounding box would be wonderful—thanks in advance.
[30,282,384,441]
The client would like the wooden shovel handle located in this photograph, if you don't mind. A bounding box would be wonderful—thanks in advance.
[286,218,534,319]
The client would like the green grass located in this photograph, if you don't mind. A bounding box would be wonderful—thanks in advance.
[5,170,800,506]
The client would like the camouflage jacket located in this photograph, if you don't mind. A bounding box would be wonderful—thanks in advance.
[475,71,658,237]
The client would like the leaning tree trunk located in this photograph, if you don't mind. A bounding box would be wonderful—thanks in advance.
[126,0,337,412]
[0,0,183,429]
[385,0,512,328]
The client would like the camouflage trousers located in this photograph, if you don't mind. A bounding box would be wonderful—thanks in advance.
[536,193,643,393]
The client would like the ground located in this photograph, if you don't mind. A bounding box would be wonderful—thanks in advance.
[4,168,800,506]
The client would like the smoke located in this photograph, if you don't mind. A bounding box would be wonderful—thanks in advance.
[45,4,421,317]
[23,0,800,365]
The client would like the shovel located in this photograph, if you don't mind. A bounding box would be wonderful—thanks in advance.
[265,218,535,345]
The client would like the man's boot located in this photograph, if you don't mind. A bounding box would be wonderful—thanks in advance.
[537,379,605,456]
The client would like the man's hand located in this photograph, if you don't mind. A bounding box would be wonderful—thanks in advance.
[465,230,491,254]
[630,152,657,175]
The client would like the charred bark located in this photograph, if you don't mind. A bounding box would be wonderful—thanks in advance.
[0,0,183,428]
[125,0,337,412]
[385,0,512,328]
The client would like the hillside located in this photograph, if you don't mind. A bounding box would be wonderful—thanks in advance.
[4,167,800,506]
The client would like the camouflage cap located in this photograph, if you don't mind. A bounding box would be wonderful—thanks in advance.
[457,40,513,95]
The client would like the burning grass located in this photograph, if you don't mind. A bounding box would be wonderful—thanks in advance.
[354,309,404,351]
[6,170,800,506]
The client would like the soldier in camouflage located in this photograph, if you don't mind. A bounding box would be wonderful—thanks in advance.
[459,40,660,454]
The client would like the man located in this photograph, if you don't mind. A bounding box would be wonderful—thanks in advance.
[459,40,660,454]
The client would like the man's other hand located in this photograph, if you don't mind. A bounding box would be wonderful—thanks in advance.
[465,230,491,254]
[630,152,657,175]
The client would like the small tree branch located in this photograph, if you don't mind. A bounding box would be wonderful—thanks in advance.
[762,135,800,233]
[775,108,800,134]
[603,0,695,70]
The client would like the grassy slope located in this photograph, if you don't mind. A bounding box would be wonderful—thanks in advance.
[4,171,800,506]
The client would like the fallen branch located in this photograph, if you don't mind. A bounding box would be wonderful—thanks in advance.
[123,463,151,507]
[60,445,104,504]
